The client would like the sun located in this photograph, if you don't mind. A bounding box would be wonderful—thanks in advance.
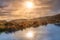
[24,1,34,9]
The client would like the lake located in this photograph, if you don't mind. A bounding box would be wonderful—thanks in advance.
[0,24,60,40]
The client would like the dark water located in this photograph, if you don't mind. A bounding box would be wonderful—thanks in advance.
[0,24,60,40]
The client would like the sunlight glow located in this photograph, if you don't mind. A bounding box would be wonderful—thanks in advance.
[24,1,34,9]
[25,31,34,38]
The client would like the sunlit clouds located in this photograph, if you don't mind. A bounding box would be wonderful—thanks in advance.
[0,0,60,20]
[24,1,34,9]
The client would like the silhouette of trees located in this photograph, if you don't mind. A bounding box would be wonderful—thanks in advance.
[0,14,60,33]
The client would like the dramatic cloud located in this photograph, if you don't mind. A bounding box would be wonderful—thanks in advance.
[0,0,60,20]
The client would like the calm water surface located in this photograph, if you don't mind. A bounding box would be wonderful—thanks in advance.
[0,24,60,40]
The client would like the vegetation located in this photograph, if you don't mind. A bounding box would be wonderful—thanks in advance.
[0,14,60,33]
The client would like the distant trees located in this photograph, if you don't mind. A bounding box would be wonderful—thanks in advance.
[0,14,60,33]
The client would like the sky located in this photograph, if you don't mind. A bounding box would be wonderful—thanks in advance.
[0,0,60,20]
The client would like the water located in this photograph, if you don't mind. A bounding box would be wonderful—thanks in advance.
[0,24,60,40]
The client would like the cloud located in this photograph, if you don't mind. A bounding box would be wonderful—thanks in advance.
[52,0,60,12]
[0,0,60,20]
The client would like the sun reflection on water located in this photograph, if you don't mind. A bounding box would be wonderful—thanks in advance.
[13,28,36,40]
[13,26,48,40]
[25,30,34,39]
